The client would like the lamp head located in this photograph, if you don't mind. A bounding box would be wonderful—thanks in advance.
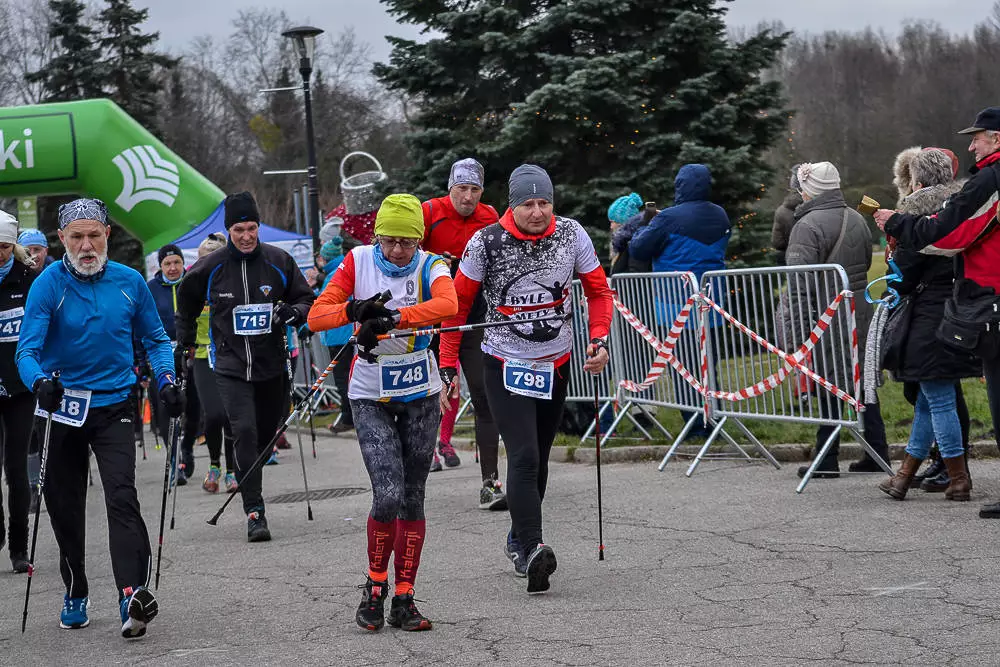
[282,25,324,73]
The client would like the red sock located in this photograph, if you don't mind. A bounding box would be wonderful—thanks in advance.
[367,516,395,581]
[438,396,460,445]
[393,519,426,596]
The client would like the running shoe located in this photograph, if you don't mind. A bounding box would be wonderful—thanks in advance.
[505,531,526,578]
[202,466,221,494]
[224,472,238,493]
[440,442,461,468]
[247,510,271,543]
[59,595,89,629]
[356,576,389,631]
[479,478,508,511]
[387,593,432,631]
[429,450,442,473]
[173,463,188,487]
[11,552,28,574]
[275,433,292,450]
[525,544,557,594]
[328,422,355,435]
[120,587,158,638]
[265,448,279,465]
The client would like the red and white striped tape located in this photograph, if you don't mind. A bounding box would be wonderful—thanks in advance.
[614,290,860,409]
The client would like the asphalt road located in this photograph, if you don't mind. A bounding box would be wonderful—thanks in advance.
[3,429,1000,666]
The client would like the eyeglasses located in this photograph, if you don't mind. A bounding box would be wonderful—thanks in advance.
[376,236,419,250]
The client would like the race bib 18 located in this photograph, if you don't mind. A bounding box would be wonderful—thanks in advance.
[378,350,431,398]
[503,359,554,400]
[233,303,272,336]
[0,306,24,343]
[35,389,92,428]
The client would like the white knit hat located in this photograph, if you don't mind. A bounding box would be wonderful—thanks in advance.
[797,162,841,198]
[0,210,18,245]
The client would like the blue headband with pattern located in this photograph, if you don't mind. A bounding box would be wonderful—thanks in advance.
[57,198,109,229]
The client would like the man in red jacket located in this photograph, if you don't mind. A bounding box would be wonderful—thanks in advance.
[422,158,506,511]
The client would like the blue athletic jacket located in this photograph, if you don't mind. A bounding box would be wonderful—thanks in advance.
[147,270,181,341]
[317,258,352,347]
[16,260,175,408]
[628,164,731,281]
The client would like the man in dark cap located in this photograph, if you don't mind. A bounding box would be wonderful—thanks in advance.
[147,242,201,484]
[875,107,1000,516]
[174,192,314,542]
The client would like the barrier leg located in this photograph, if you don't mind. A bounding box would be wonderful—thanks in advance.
[658,413,700,471]
[685,416,728,477]
[848,427,893,475]
[623,403,672,447]
[730,417,782,470]
[579,401,610,445]
[796,425,842,493]
[622,411,654,441]
[455,397,473,422]
[603,401,635,443]
[711,422,755,462]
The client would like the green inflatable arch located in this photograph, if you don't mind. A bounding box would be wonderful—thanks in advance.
[0,99,223,252]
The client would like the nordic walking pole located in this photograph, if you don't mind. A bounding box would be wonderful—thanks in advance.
[592,373,605,562]
[303,341,317,459]
[286,335,315,521]
[169,415,181,531]
[206,328,365,526]
[137,384,147,461]
[154,416,176,589]
[148,378,162,451]
[376,313,570,341]
[22,372,59,633]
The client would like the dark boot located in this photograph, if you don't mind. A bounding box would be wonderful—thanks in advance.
[798,426,841,479]
[913,452,944,486]
[848,443,891,473]
[878,453,923,500]
[921,466,950,493]
[943,456,971,501]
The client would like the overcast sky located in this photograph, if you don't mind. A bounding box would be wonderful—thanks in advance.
[135,0,989,63]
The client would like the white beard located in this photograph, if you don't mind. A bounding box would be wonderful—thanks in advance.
[67,248,108,276]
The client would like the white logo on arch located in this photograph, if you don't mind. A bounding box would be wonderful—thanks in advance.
[113,145,180,211]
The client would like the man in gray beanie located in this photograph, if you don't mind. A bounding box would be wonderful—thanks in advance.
[421,159,503,504]
[437,163,613,594]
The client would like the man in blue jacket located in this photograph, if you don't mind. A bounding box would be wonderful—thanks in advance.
[629,164,731,435]
[16,198,183,639]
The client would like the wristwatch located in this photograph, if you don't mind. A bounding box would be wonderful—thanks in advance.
[590,337,609,356]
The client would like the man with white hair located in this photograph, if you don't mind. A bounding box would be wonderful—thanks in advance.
[15,198,183,637]
[875,107,1000,517]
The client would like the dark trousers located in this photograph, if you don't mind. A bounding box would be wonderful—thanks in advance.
[0,392,35,556]
[328,344,354,426]
[43,401,151,598]
[983,356,1000,451]
[458,330,501,481]
[482,355,570,553]
[215,373,287,514]
[193,358,235,471]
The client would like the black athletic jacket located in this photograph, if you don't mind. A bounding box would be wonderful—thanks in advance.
[175,240,314,383]
[0,259,36,396]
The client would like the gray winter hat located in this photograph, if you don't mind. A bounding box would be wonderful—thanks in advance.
[508,164,554,209]
[448,158,485,190]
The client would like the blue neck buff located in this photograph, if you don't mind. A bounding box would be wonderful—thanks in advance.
[0,256,13,283]
[161,271,183,285]
[62,254,107,283]
[373,244,419,278]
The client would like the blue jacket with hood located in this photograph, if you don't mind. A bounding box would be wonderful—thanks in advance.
[628,164,731,281]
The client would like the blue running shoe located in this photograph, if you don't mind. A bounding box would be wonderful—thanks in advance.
[120,587,158,638]
[504,531,526,578]
[60,595,89,629]
[265,448,279,465]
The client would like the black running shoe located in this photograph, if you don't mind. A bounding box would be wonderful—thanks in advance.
[387,593,432,631]
[356,577,389,631]
[247,510,271,543]
[504,531,526,578]
[120,587,158,638]
[10,552,28,574]
[525,543,557,594]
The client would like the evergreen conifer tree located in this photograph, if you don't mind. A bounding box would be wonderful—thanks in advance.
[26,0,105,102]
[376,0,789,265]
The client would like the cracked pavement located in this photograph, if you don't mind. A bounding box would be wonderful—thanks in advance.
[4,431,1000,665]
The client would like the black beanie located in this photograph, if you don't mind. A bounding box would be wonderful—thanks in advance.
[158,243,183,266]
[224,191,260,229]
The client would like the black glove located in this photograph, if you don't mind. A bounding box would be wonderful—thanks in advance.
[34,376,64,413]
[273,301,304,327]
[173,345,194,375]
[356,317,395,361]
[346,295,394,323]
[160,381,185,418]
[440,366,458,390]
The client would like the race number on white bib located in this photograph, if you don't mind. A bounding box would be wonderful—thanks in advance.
[35,389,92,428]
[233,303,272,336]
[378,350,431,398]
[0,307,24,343]
[503,359,554,400]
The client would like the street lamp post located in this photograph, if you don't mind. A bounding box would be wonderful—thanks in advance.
[282,25,325,253]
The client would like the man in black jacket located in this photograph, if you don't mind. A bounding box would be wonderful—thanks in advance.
[175,192,314,542]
